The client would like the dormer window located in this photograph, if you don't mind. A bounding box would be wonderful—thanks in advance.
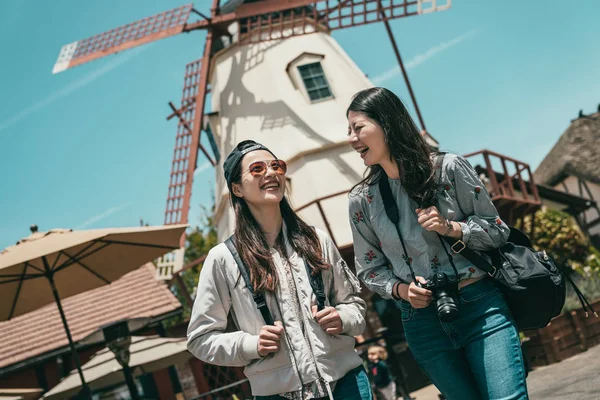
[286,52,334,103]
[297,62,333,102]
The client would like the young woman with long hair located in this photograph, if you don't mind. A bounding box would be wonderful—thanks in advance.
[346,87,528,400]
[187,140,372,400]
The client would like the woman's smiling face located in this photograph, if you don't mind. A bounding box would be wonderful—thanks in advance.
[347,110,390,167]
[231,150,286,206]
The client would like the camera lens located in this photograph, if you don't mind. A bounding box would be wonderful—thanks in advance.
[436,295,459,322]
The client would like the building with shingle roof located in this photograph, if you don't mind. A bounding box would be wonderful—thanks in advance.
[534,105,600,247]
[0,264,181,394]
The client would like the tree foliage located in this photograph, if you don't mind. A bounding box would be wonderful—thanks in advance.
[522,207,600,310]
[166,204,218,326]
[522,208,590,271]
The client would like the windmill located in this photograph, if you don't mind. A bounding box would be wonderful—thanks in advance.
[53,0,451,282]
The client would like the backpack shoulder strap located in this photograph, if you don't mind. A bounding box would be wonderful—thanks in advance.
[305,260,326,312]
[307,227,326,311]
[434,152,446,184]
[225,236,275,325]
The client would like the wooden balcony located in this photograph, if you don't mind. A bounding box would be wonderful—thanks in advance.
[464,149,542,228]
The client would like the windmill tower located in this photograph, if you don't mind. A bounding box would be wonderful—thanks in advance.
[52,0,451,281]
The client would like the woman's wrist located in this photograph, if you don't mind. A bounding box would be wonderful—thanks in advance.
[442,219,463,239]
[392,282,400,299]
[393,282,408,301]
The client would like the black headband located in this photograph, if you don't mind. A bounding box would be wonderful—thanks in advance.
[223,140,277,191]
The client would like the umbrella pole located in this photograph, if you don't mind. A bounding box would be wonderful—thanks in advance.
[48,275,92,399]
[122,363,141,400]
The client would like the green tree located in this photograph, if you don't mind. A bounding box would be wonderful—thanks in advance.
[522,207,600,310]
[522,208,589,271]
[166,203,218,325]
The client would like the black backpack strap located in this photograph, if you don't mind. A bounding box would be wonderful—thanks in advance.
[440,236,496,275]
[304,260,326,312]
[433,152,445,176]
[307,226,326,311]
[225,236,275,325]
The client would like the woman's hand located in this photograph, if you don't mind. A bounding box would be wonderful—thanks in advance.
[312,305,343,335]
[396,277,432,308]
[416,206,462,238]
[257,321,284,357]
[416,206,447,234]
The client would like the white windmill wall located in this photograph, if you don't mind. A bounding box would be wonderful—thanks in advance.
[208,32,374,248]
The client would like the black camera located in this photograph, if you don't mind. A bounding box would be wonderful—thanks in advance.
[419,272,460,322]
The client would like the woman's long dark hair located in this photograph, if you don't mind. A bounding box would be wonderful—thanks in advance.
[230,157,330,293]
[347,87,438,207]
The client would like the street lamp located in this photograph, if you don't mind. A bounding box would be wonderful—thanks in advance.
[81,318,152,399]
[101,320,141,400]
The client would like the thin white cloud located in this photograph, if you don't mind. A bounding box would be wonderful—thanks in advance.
[77,201,133,229]
[0,45,148,133]
[371,30,478,85]
[194,161,212,176]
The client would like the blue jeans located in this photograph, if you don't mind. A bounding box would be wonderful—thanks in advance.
[255,365,372,400]
[400,278,528,400]
[332,365,372,400]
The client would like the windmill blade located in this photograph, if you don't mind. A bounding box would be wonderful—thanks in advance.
[165,28,215,231]
[52,1,451,73]
[165,59,209,228]
[52,4,194,74]
[208,0,450,45]
[158,28,213,280]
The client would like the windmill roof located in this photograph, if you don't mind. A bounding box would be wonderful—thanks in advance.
[0,264,181,372]
[534,110,600,186]
[220,0,261,14]
[220,0,314,16]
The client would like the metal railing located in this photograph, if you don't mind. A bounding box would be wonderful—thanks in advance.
[295,189,351,248]
[464,149,541,226]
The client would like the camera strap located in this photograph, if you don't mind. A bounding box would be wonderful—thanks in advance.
[377,153,460,283]
[378,174,417,284]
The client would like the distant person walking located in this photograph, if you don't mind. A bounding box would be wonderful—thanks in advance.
[367,346,396,400]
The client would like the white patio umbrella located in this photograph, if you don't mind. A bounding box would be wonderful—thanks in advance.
[43,336,191,399]
[0,224,187,397]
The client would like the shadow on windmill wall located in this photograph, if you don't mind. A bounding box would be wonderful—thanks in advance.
[217,41,361,183]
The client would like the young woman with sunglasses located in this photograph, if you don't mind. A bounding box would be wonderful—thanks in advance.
[188,140,372,400]
[346,88,529,400]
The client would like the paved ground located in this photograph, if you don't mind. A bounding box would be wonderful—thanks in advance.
[526,343,600,400]
[407,344,600,400]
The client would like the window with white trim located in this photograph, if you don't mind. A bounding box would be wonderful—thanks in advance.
[297,62,333,102]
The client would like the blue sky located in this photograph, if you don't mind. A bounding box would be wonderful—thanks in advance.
[1,0,599,249]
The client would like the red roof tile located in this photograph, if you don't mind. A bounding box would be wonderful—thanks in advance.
[0,264,181,369]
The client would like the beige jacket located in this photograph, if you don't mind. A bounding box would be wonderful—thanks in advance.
[187,228,366,396]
